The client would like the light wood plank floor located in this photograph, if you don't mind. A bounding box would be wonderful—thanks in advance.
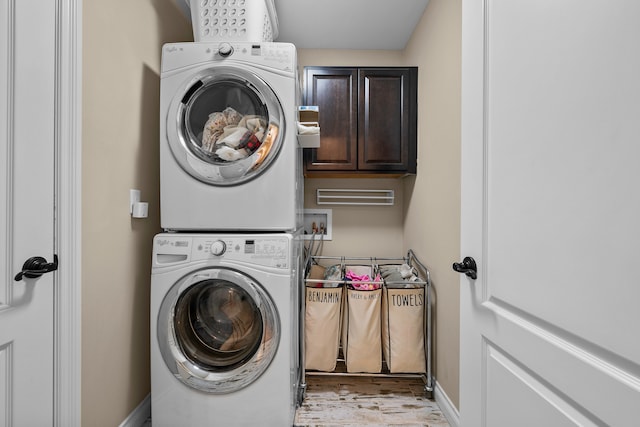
[294,375,450,427]
[144,376,450,426]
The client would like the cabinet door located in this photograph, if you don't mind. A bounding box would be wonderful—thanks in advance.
[358,68,417,172]
[304,67,358,171]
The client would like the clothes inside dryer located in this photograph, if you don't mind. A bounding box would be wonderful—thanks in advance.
[185,79,269,162]
[174,279,263,370]
[169,69,284,186]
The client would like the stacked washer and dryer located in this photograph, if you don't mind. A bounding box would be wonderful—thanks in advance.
[150,2,304,425]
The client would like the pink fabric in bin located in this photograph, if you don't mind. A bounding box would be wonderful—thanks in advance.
[345,270,382,290]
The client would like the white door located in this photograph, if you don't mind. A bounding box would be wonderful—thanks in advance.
[0,0,57,425]
[460,1,640,426]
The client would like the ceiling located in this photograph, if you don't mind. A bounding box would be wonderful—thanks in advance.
[272,0,430,50]
[174,0,430,50]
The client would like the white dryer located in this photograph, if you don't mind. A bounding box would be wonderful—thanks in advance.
[160,41,302,231]
[150,232,302,426]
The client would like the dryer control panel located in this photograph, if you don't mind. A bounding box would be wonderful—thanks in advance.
[153,233,292,269]
[162,41,297,75]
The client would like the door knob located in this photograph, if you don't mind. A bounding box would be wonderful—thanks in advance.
[14,254,59,281]
[453,256,477,280]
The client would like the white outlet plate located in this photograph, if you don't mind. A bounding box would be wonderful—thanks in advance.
[303,209,332,240]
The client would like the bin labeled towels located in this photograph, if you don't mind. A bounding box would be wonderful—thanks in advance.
[382,286,426,373]
[304,264,343,371]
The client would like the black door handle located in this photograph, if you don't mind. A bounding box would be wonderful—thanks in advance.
[14,254,59,281]
[453,256,477,280]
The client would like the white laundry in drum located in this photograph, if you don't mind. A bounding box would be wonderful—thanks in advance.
[201,107,267,161]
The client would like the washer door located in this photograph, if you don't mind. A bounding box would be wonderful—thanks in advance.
[157,268,280,393]
[166,67,285,186]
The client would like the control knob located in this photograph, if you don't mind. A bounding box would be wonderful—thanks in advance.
[210,240,226,256]
[218,42,233,57]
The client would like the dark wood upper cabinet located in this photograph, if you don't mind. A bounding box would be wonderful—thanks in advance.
[303,68,358,171]
[303,66,417,177]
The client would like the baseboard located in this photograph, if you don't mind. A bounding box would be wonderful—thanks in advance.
[119,394,151,427]
[434,381,460,427]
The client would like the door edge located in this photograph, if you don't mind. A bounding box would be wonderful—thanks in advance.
[54,0,82,425]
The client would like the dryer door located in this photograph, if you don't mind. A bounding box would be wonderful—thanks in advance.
[166,67,285,186]
[157,267,280,393]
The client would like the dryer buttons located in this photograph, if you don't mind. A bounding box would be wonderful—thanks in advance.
[210,240,227,256]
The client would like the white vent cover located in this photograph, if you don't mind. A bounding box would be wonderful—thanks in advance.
[316,189,394,206]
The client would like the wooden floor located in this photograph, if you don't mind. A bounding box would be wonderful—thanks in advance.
[294,375,450,427]
[144,375,451,426]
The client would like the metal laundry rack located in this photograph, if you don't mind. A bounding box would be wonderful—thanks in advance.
[299,250,434,400]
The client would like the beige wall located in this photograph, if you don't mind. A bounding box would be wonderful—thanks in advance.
[80,1,461,423]
[302,178,405,258]
[402,0,462,409]
[298,49,406,258]
[300,0,462,410]
[81,1,192,425]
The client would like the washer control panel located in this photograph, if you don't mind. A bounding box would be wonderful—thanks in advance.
[153,234,292,269]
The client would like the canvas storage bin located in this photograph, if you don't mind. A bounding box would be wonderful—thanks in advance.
[304,264,343,371]
[341,265,383,373]
[382,286,426,373]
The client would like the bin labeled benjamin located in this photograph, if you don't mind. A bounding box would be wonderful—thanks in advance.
[304,264,344,371]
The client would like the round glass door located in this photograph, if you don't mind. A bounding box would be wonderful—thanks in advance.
[157,268,280,393]
[166,67,285,186]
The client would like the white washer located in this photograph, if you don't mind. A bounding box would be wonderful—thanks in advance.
[160,41,302,231]
[150,232,302,426]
